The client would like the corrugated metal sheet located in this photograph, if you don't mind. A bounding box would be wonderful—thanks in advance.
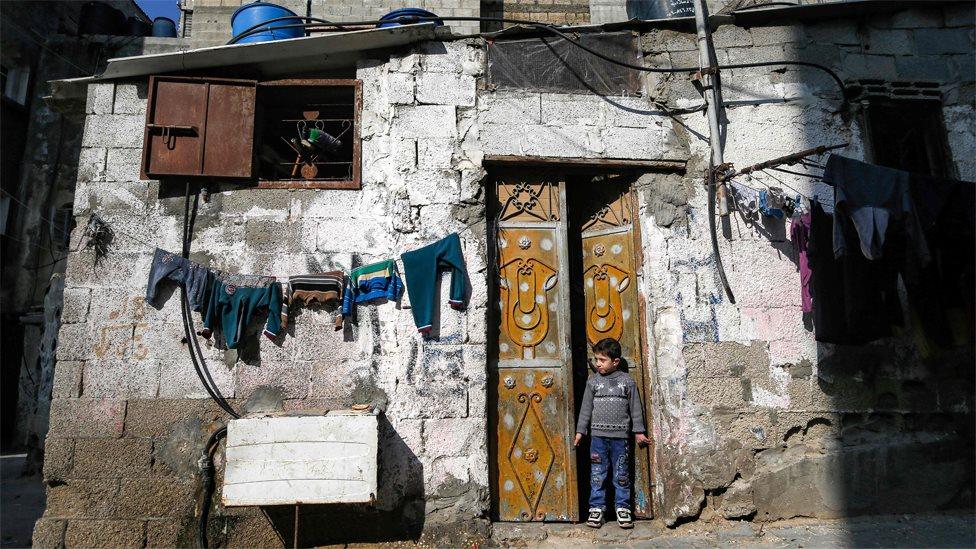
[53,23,438,84]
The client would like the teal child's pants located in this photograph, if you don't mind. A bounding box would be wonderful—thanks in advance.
[401,233,467,333]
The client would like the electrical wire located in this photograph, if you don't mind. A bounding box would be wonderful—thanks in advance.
[197,426,227,549]
[225,16,848,99]
[769,166,824,179]
[730,2,799,11]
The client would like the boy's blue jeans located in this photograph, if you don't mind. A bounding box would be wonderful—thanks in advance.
[588,435,630,511]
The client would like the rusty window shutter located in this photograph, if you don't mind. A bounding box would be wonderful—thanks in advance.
[141,76,257,179]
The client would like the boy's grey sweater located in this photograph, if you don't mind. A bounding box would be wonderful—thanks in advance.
[576,369,646,439]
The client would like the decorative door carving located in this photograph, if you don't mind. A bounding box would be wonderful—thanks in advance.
[492,177,578,522]
[580,187,654,518]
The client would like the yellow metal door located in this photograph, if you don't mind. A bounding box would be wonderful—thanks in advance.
[491,176,579,522]
[579,185,654,518]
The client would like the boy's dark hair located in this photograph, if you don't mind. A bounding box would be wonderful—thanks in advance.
[592,338,622,360]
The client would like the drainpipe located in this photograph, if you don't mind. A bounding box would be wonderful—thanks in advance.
[694,0,735,303]
[694,0,728,215]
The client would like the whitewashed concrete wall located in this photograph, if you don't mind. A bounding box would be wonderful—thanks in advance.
[37,5,976,545]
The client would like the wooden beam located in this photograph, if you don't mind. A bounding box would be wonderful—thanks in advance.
[483,155,686,172]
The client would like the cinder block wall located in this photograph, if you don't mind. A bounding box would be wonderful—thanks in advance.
[34,5,976,547]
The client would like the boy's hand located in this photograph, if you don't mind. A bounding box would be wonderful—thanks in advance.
[574,433,582,447]
[635,433,651,447]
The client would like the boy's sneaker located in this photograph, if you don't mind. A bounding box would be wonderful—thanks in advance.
[586,508,604,528]
[616,508,634,529]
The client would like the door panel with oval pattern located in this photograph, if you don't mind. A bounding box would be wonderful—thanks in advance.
[491,176,578,522]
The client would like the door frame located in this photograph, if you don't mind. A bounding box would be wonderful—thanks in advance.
[485,158,682,521]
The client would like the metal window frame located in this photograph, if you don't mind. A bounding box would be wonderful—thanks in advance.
[256,78,363,191]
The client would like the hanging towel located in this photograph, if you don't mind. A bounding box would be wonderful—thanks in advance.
[401,233,468,333]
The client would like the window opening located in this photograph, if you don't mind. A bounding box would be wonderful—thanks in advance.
[863,97,952,178]
[256,80,361,189]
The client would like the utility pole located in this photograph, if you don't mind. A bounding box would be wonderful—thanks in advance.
[693,0,729,216]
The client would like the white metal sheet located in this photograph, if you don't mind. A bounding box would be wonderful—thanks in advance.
[222,414,378,506]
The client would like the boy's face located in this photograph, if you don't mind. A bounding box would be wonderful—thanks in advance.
[593,352,620,375]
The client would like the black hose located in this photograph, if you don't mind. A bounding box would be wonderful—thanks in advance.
[198,426,227,549]
[707,161,736,304]
[180,182,239,419]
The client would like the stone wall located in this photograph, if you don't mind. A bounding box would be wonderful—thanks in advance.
[34,3,975,547]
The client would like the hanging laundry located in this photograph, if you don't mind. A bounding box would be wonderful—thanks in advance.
[401,233,468,334]
[789,209,813,314]
[759,186,787,218]
[341,259,404,322]
[201,273,282,350]
[807,201,902,344]
[730,181,760,220]
[146,248,213,312]
[281,271,345,330]
[824,154,928,263]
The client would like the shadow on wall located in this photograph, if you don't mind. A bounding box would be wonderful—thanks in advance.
[248,415,426,547]
[660,4,975,531]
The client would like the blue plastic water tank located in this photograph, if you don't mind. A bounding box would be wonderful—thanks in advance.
[151,17,177,38]
[231,2,304,44]
[377,8,443,28]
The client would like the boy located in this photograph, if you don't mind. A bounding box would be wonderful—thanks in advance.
[574,337,650,529]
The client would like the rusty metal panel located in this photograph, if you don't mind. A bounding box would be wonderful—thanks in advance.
[495,368,575,521]
[492,176,578,522]
[202,81,256,178]
[141,76,256,179]
[580,186,654,518]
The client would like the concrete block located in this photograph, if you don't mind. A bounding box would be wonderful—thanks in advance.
[82,358,160,399]
[865,28,914,55]
[104,148,148,182]
[157,354,235,400]
[45,479,120,518]
[750,26,800,46]
[61,288,92,324]
[56,323,94,361]
[417,138,455,169]
[420,41,467,73]
[393,105,457,139]
[391,137,418,173]
[424,417,485,458]
[805,20,860,45]
[521,124,593,157]
[406,170,460,206]
[236,360,311,400]
[113,82,147,114]
[82,115,145,148]
[52,361,84,399]
[42,437,74,481]
[116,477,197,518]
[71,437,152,478]
[602,126,672,159]
[385,71,415,105]
[31,518,66,549]
[76,148,107,183]
[540,94,603,126]
[479,92,542,125]
[48,398,126,438]
[893,55,952,82]
[86,83,115,114]
[315,218,391,255]
[887,8,944,28]
[145,518,195,548]
[64,519,144,547]
[713,25,754,48]
[480,123,523,156]
[417,72,476,106]
[915,28,973,55]
[123,399,224,438]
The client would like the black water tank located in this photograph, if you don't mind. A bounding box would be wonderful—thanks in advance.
[79,1,125,35]
[124,16,152,36]
[626,0,695,20]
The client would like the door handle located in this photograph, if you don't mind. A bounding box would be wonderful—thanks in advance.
[147,124,198,150]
